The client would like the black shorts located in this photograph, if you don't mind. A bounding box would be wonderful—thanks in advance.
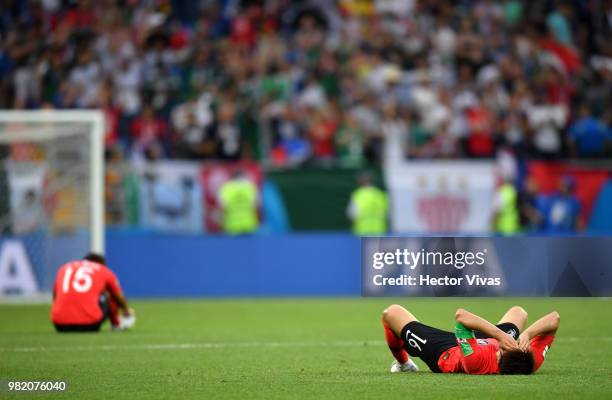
[400,321,520,373]
[53,294,110,333]
[54,321,103,332]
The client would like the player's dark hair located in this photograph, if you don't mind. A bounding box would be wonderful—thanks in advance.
[499,350,535,375]
[84,253,106,265]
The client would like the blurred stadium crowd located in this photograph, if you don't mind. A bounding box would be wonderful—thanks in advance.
[1,0,611,166]
[1,0,612,236]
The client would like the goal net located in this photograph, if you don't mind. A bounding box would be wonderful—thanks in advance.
[0,111,104,297]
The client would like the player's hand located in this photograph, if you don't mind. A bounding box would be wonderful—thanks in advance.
[122,307,135,317]
[517,333,531,351]
[498,333,519,352]
[117,308,136,331]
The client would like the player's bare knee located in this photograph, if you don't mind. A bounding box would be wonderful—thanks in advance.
[382,304,402,322]
[551,311,560,324]
[382,305,392,322]
[382,304,395,320]
[511,305,528,319]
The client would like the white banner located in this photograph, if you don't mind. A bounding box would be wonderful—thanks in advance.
[135,161,204,233]
[6,162,47,235]
[385,161,496,233]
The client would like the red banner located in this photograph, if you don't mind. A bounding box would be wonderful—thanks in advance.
[528,162,610,221]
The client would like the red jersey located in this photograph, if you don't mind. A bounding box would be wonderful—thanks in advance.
[438,336,555,374]
[51,260,123,325]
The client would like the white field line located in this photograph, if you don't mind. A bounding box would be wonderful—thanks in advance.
[0,340,384,353]
[1,337,611,353]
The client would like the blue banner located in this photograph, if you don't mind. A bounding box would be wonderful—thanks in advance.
[361,237,612,297]
[5,232,611,298]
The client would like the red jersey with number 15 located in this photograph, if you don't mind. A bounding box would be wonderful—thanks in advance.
[51,260,123,325]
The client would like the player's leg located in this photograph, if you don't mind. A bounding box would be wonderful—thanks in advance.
[498,305,528,328]
[381,304,419,372]
[382,304,418,335]
[100,292,120,329]
[475,305,528,340]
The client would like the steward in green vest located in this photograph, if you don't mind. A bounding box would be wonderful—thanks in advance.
[348,173,389,235]
[219,171,259,235]
[494,182,520,235]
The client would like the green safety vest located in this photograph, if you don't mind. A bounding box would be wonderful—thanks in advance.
[219,179,258,234]
[495,184,520,235]
[351,186,388,235]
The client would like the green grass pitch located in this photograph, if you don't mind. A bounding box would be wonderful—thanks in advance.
[1,298,612,399]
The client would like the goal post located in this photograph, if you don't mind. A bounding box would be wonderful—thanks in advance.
[0,110,105,296]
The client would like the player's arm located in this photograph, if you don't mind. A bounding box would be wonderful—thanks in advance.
[110,291,132,316]
[453,311,502,375]
[518,311,560,350]
[455,308,518,351]
[105,270,133,316]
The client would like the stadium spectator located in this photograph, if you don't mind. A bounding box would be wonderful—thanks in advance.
[568,105,610,158]
[546,3,574,46]
[380,101,407,164]
[525,90,567,159]
[212,100,244,160]
[171,94,217,159]
[219,170,259,235]
[306,106,338,163]
[465,96,496,158]
[67,46,103,108]
[129,105,169,160]
[98,82,121,149]
[347,172,388,235]
[406,111,432,158]
[518,177,547,232]
[543,176,582,233]
[264,103,311,167]
[419,120,461,159]
[492,178,520,236]
[499,95,530,156]
[111,51,143,117]
[336,112,365,167]
[51,253,135,332]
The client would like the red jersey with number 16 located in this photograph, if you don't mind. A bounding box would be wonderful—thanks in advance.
[437,335,555,374]
[51,260,123,325]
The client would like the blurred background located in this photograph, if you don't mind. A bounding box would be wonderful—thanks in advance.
[0,0,611,297]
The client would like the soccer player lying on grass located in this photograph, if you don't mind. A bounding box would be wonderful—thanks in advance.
[381,304,559,374]
[51,253,135,332]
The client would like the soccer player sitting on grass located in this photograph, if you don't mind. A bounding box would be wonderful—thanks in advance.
[51,253,135,332]
[381,304,559,374]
